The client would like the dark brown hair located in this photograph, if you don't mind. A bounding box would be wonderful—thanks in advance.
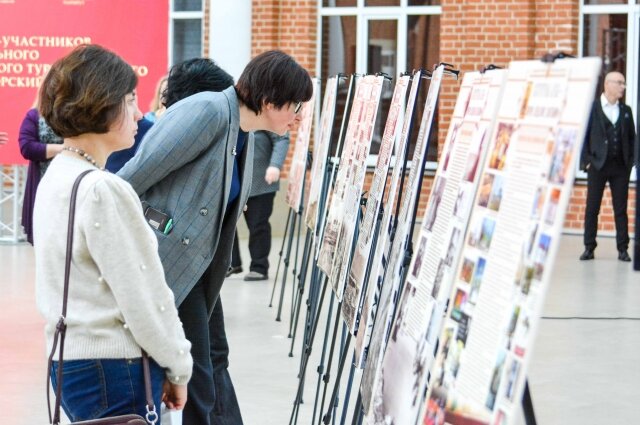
[39,44,137,138]
[235,50,313,114]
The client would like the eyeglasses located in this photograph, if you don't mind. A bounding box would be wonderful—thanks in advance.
[293,101,303,114]
[608,80,626,87]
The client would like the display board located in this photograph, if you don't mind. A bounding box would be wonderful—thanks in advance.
[334,74,410,312]
[421,57,601,425]
[364,69,507,425]
[285,78,318,211]
[317,75,384,299]
[305,76,339,232]
[0,0,169,164]
[342,73,415,335]
[358,65,445,410]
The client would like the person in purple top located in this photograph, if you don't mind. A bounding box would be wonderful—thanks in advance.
[18,108,64,244]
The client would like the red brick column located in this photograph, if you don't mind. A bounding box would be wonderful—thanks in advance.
[252,0,318,179]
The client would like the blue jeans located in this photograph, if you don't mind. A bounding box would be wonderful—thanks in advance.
[51,357,165,422]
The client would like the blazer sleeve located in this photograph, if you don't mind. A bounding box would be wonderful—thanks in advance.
[269,132,290,169]
[580,105,595,171]
[18,109,47,162]
[118,97,226,195]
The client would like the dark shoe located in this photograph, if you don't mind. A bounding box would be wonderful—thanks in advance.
[226,266,243,277]
[244,271,268,281]
[579,249,594,261]
[618,250,631,262]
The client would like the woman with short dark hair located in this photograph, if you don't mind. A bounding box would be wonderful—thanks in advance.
[35,44,192,422]
[118,49,313,424]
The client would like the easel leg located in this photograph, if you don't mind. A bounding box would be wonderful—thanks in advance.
[522,380,537,425]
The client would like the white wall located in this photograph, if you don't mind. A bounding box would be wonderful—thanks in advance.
[208,0,252,82]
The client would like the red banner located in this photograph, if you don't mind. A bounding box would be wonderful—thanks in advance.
[0,0,169,164]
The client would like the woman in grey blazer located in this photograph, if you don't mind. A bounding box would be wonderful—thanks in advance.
[119,50,313,424]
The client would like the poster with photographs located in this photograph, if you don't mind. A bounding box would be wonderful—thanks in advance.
[421,57,601,425]
[363,70,507,425]
[338,74,411,331]
[285,78,318,211]
[351,71,423,365]
[359,65,445,411]
[317,75,385,299]
[305,76,339,232]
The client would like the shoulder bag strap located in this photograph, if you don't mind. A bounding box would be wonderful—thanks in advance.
[46,170,156,425]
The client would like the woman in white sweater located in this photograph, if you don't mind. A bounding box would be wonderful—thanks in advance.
[34,44,192,422]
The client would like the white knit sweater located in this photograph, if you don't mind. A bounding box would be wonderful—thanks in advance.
[34,155,192,385]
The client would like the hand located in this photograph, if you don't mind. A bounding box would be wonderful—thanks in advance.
[162,380,188,410]
[265,166,280,184]
[0,132,8,145]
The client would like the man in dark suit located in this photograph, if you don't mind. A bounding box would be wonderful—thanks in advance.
[580,71,636,262]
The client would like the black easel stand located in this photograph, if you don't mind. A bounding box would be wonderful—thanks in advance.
[522,380,537,425]
[314,299,344,425]
[288,192,307,335]
[338,352,357,425]
[270,209,293,307]
[290,74,357,425]
[276,209,298,321]
[349,391,364,425]
[289,228,313,350]
[289,276,330,425]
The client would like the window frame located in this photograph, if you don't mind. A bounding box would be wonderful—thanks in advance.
[169,0,204,66]
[318,0,442,169]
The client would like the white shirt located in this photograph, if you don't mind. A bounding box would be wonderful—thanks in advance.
[600,93,619,125]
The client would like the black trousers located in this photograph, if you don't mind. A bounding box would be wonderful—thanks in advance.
[583,159,631,252]
[231,192,276,275]
[178,278,243,425]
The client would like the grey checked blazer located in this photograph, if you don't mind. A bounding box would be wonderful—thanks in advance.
[118,87,254,314]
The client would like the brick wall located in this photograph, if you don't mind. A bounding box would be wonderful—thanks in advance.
[437,0,631,235]
[204,0,633,235]
[251,0,318,179]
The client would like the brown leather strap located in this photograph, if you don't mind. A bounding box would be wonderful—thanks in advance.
[47,170,155,424]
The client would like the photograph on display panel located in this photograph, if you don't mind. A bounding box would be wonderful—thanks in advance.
[329,76,386,294]
[339,74,410,331]
[363,70,507,425]
[421,57,601,425]
[305,76,339,232]
[360,65,445,413]
[352,72,423,366]
[316,75,384,299]
[285,79,317,211]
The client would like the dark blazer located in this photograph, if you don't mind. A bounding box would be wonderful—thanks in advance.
[580,99,636,171]
[118,87,254,314]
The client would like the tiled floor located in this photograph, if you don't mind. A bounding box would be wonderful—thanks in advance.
[1,233,639,424]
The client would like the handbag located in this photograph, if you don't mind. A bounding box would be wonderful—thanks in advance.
[46,170,158,425]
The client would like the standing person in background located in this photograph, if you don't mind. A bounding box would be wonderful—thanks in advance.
[118,51,313,425]
[580,71,636,262]
[18,106,64,244]
[35,44,192,422]
[144,75,168,123]
[228,130,290,281]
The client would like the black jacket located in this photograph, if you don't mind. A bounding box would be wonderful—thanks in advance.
[580,99,636,171]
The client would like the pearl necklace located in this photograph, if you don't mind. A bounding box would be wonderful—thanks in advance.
[62,146,104,170]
